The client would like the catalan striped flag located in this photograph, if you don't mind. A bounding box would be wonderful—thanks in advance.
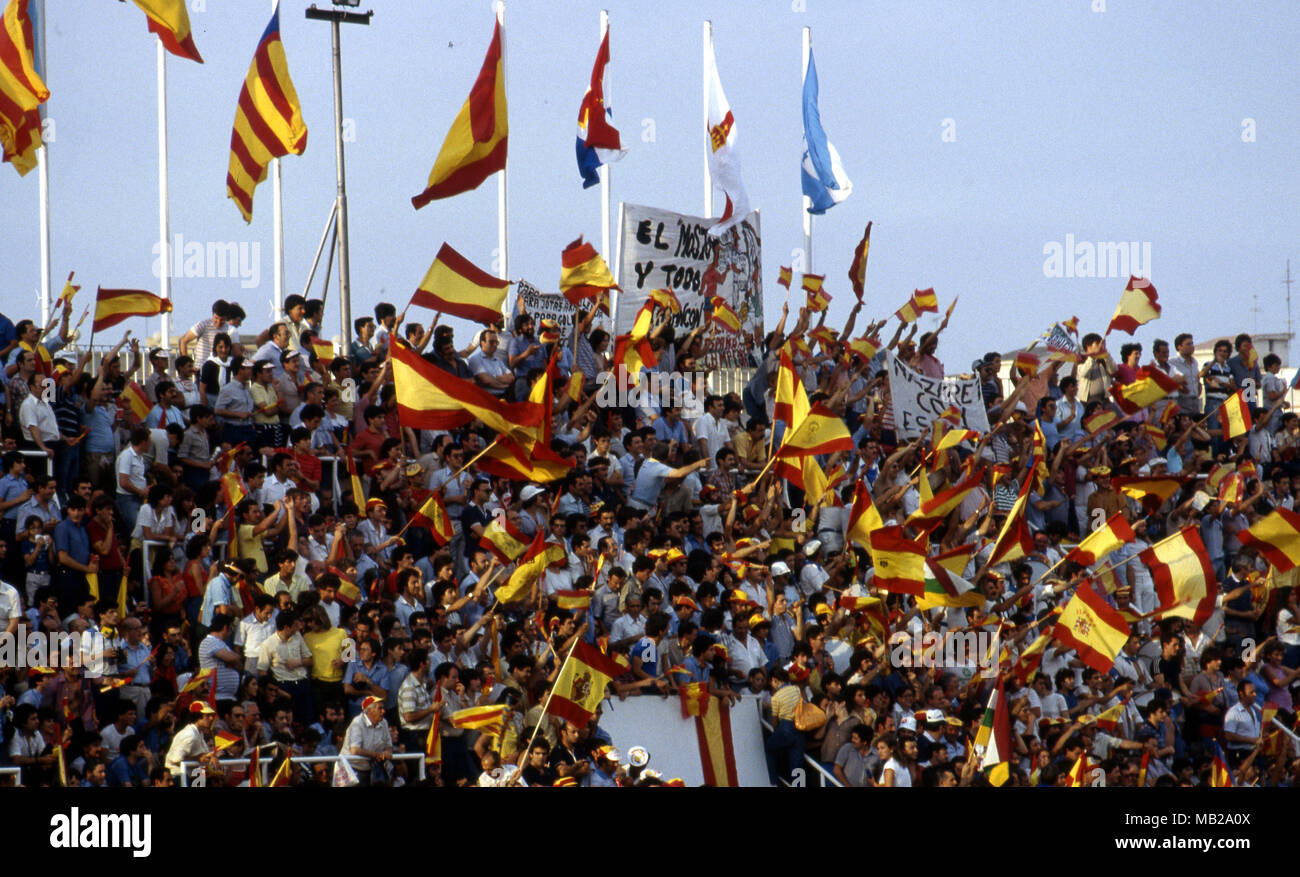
[1106,276,1160,335]
[895,288,938,324]
[1236,508,1300,572]
[391,338,541,435]
[0,0,49,176]
[408,243,510,325]
[1053,584,1131,673]
[847,221,871,299]
[226,4,307,222]
[130,0,202,63]
[1217,390,1253,439]
[410,493,456,546]
[92,287,172,334]
[554,590,593,611]
[708,296,742,333]
[121,382,152,423]
[559,236,618,306]
[450,704,507,731]
[1209,741,1233,787]
[412,20,506,207]
[1064,512,1135,567]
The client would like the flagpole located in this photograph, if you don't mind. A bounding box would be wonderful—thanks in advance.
[391,438,501,540]
[520,635,582,759]
[269,0,282,322]
[702,20,713,219]
[801,26,812,273]
[36,0,50,330]
[156,38,172,355]
[598,9,611,267]
[496,0,509,287]
[330,15,353,351]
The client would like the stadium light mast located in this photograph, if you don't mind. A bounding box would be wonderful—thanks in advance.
[305,1,372,351]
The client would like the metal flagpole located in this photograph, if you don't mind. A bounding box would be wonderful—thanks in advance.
[598,9,611,265]
[702,20,713,219]
[36,0,50,329]
[157,38,172,352]
[801,26,812,273]
[271,0,284,317]
[496,0,509,285]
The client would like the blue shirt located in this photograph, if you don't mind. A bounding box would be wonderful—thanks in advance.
[53,517,89,567]
[630,636,659,677]
[85,404,117,454]
[0,474,29,520]
[344,659,391,715]
[107,754,148,787]
[198,573,234,627]
[652,417,689,445]
[683,655,710,683]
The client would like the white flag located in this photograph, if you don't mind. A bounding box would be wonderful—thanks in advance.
[704,37,751,238]
[332,754,360,787]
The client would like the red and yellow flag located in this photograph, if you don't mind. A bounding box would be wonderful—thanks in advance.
[802,274,830,312]
[122,382,152,423]
[1083,406,1122,435]
[554,589,593,611]
[1053,585,1131,673]
[131,0,202,63]
[1106,276,1160,335]
[847,221,870,299]
[709,295,742,333]
[93,287,172,334]
[868,526,927,596]
[1217,390,1253,439]
[409,243,510,325]
[847,480,884,551]
[267,756,291,787]
[988,481,1035,566]
[1064,512,1135,567]
[611,300,658,385]
[1110,366,1183,415]
[646,287,681,313]
[450,704,507,731]
[546,640,626,727]
[424,711,442,765]
[0,0,49,176]
[1237,508,1300,572]
[478,516,531,565]
[391,338,540,435]
[412,20,506,206]
[907,466,986,533]
[559,236,618,305]
[410,492,456,546]
[777,265,793,289]
[477,434,573,484]
[895,288,938,323]
[226,6,306,222]
[778,401,853,458]
[495,531,568,604]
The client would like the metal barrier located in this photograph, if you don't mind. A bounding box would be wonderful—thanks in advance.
[0,766,22,786]
[317,455,343,514]
[759,714,844,788]
[179,751,426,786]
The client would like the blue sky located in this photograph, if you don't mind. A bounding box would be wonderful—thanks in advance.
[4,0,1298,373]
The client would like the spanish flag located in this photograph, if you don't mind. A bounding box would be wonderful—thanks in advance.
[424,712,441,765]
[495,531,567,605]
[678,682,710,718]
[1053,584,1130,673]
[546,640,626,727]
[906,466,986,533]
[214,730,240,752]
[1010,628,1053,686]
[1083,406,1122,435]
[554,590,593,611]
[847,480,884,551]
[778,401,853,458]
[344,451,365,509]
[1110,366,1183,415]
[131,0,203,63]
[1112,474,1184,511]
[391,338,540,435]
[646,287,681,313]
[1064,512,1135,566]
[931,543,976,577]
[838,595,881,612]
[221,471,247,510]
[477,434,573,483]
[1065,751,1091,787]
[93,287,173,334]
[408,243,510,325]
[868,526,927,596]
[1236,508,1300,572]
[267,756,291,787]
[611,300,658,385]
[0,0,49,176]
[226,4,307,222]
[121,382,152,423]
[1013,350,1041,375]
[773,345,807,427]
[1106,276,1160,335]
[1217,390,1253,439]
[847,221,870,299]
[334,573,362,608]
[988,483,1035,566]
[709,295,742,333]
[808,326,837,352]
[450,704,507,731]
[478,516,531,564]
[895,288,938,323]
[410,493,456,546]
[559,236,618,305]
[412,20,506,207]
[777,265,793,290]
[802,274,830,312]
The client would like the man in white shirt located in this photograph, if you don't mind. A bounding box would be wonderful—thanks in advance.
[19,371,61,469]
[235,593,278,675]
[1223,679,1262,756]
[165,701,218,779]
[694,395,733,465]
[608,597,646,650]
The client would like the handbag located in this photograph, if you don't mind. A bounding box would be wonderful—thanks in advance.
[794,693,828,732]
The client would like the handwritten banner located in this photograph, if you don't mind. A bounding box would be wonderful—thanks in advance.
[615,202,762,370]
[887,352,991,438]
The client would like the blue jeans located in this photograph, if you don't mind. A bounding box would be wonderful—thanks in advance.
[765,719,806,786]
[116,494,142,537]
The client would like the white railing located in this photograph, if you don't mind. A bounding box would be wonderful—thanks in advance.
[179,751,426,786]
[0,766,22,786]
[759,713,844,788]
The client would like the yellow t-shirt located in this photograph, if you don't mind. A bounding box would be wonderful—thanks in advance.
[237,523,268,574]
[304,627,349,684]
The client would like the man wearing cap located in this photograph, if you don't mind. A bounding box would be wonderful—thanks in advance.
[588,745,622,787]
[165,701,219,780]
[1086,467,1127,522]
[342,695,392,785]
[214,356,257,446]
